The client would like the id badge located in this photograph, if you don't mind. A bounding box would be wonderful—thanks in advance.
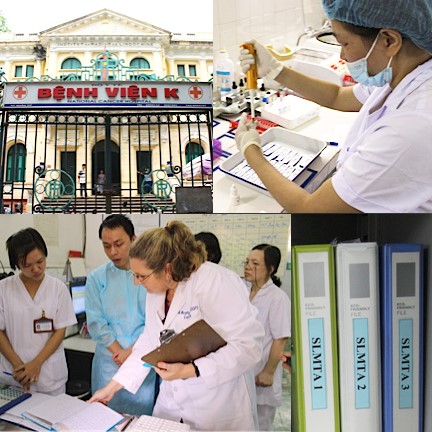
[34,310,54,333]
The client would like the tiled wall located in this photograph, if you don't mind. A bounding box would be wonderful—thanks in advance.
[214,0,326,80]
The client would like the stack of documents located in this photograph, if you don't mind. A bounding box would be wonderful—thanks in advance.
[1,392,124,431]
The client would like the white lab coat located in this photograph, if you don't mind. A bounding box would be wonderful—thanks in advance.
[332,58,432,212]
[0,274,77,394]
[247,280,291,407]
[113,262,265,431]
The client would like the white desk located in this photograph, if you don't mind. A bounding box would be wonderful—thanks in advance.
[213,106,358,213]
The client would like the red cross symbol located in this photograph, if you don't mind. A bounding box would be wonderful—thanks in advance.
[13,86,28,100]
[188,86,203,100]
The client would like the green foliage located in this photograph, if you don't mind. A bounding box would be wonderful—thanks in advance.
[0,12,10,32]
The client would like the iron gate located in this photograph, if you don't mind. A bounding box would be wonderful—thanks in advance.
[0,107,213,214]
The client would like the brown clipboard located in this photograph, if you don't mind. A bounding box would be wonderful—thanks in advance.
[141,319,227,367]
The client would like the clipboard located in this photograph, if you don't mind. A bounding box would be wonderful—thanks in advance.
[141,319,227,367]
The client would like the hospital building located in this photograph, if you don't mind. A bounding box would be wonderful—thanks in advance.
[0,9,213,214]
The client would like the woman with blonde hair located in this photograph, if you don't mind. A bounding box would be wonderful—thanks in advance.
[90,221,264,431]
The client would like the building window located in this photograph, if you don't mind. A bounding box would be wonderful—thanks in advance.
[61,58,82,70]
[6,144,26,182]
[26,65,34,78]
[130,57,150,69]
[14,66,22,77]
[185,142,204,164]
[177,64,186,77]
[189,65,197,77]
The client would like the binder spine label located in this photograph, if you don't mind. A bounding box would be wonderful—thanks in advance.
[399,318,413,409]
[308,317,327,409]
[353,318,370,409]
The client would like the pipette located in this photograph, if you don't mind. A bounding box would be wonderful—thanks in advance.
[242,43,258,119]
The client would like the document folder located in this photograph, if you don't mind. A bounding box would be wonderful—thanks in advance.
[292,244,340,432]
[336,243,382,432]
[141,319,227,367]
[381,244,424,432]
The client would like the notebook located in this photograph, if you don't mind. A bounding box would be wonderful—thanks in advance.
[141,319,226,367]
[21,393,124,431]
[0,386,32,415]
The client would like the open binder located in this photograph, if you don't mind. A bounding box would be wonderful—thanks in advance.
[141,319,227,367]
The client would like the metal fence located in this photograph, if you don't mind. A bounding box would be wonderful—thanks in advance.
[0,107,213,214]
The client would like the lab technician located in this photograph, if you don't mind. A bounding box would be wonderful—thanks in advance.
[238,0,432,213]
[0,228,76,395]
[85,215,157,415]
[90,221,264,431]
[244,244,291,431]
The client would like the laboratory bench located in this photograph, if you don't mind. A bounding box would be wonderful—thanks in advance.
[213,105,358,213]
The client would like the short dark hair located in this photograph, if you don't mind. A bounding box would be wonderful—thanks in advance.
[6,228,48,270]
[99,214,135,239]
[252,243,282,287]
[195,232,222,264]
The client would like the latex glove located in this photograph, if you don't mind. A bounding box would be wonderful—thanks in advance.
[240,39,284,81]
[235,113,262,157]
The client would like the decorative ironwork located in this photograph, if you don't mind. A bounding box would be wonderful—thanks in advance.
[0,107,212,214]
[33,169,75,212]
[141,169,180,213]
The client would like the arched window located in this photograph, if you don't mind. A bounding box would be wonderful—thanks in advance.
[61,58,82,70]
[185,142,204,164]
[130,57,150,69]
[6,144,26,182]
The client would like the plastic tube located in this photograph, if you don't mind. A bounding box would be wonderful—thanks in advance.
[241,43,258,119]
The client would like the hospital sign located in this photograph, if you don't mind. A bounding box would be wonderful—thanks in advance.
[3,81,212,109]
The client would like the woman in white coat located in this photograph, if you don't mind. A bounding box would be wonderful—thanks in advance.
[90,221,264,431]
[244,244,291,431]
[0,228,76,395]
[237,0,432,213]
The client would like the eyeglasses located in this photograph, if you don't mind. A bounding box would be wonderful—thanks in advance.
[132,270,155,283]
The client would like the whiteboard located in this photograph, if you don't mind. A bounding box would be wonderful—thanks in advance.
[0,214,85,270]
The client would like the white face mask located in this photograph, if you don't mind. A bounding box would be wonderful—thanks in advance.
[346,33,393,87]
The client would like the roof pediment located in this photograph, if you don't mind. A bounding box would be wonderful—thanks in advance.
[40,9,171,37]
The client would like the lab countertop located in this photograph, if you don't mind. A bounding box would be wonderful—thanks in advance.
[63,335,96,353]
[213,105,358,213]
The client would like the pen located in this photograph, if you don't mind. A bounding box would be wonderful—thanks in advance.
[2,371,12,376]
[120,416,135,432]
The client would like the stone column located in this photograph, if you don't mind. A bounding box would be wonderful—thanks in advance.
[199,58,208,80]
[152,48,164,77]
[167,57,175,77]
[46,49,58,78]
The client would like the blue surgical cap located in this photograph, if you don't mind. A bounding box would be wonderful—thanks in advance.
[322,0,432,54]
